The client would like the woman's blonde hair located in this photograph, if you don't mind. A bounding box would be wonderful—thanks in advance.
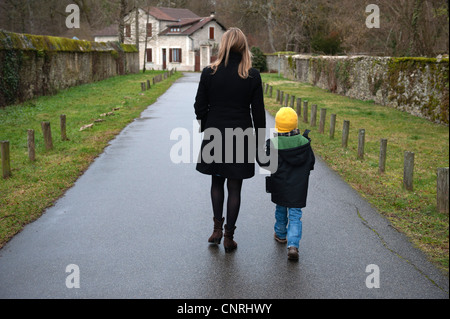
[210,27,253,79]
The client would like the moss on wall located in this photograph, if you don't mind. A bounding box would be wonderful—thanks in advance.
[281,54,449,125]
[0,29,138,53]
[0,30,139,107]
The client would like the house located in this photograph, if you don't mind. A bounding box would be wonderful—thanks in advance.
[94,7,227,71]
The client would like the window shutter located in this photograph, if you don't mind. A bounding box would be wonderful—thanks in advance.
[179,49,182,63]
[147,23,152,37]
[209,27,214,40]
[146,49,152,62]
[169,49,173,62]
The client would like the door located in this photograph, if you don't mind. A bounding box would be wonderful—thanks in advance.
[195,50,200,72]
[162,49,167,70]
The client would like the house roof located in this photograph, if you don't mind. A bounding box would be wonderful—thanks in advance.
[145,7,200,21]
[93,7,226,38]
[159,17,227,36]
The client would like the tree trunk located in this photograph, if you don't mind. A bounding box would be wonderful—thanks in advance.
[119,0,127,44]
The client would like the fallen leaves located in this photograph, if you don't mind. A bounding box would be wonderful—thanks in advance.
[80,107,121,132]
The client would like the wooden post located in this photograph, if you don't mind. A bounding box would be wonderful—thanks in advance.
[280,91,284,105]
[284,93,289,107]
[342,120,350,148]
[310,104,317,127]
[379,139,388,173]
[265,83,269,94]
[437,168,449,214]
[60,114,68,141]
[403,151,415,191]
[1,141,11,179]
[296,98,302,116]
[303,100,308,123]
[358,129,365,159]
[269,86,273,98]
[276,90,280,102]
[319,108,327,134]
[28,130,35,162]
[41,122,53,150]
[147,79,151,90]
[330,114,337,139]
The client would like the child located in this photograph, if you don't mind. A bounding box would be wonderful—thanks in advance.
[264,107,315,261]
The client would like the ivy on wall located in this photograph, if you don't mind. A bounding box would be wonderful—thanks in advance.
[0,35,23,105]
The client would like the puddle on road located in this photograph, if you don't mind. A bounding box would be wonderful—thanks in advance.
[135,117,159,121]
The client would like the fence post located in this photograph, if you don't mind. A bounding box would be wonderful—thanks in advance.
[147,79,151,90]
[60,114,68,141]
[437,168,449,214]
[342,120,350,148]
[280,91,284,105]
[330,114,336,139]
[303,100,308,123]
[379,139,387,173]
[358,129,365,159]
[403,151,415,191]
[296,98,302,116]
[141,82,146,91]
[276,90,280,102]
[284,93,289,107]
[41,122,53,151]
[290,95,295,109]
[265,83,269,94]
[28,130,35,162]
[319,108,327,134]
[310,104,317,127]
[269,86,273,98]
[1,141,11,179]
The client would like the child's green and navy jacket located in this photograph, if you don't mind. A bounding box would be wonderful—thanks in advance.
[263,129,315,209]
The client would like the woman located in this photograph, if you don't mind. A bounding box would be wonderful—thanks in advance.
[194,28,266,253]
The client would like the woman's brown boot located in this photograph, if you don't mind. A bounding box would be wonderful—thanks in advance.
[208,217,225,244]
[224,225,237,253]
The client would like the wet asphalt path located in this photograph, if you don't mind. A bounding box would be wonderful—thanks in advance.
[0,73,448,299]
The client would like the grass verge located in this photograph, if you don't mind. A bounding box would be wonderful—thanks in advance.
[0,70,182,248]
[261,73,449,273]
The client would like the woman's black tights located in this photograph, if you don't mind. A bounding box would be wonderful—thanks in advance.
[211,175,243,229]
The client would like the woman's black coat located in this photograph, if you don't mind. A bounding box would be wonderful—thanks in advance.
[194,53,266,179]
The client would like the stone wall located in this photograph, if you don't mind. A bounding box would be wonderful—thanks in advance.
[0,30,139,107]
[266,54,449,125]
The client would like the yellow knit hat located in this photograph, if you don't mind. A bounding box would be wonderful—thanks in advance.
[275,107,298,133]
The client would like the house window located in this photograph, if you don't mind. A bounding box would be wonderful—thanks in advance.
[125,24,131,37]
[147,23,152,37]
[209,27,215,40]
[146,48,152,63]
[169,48,182,63]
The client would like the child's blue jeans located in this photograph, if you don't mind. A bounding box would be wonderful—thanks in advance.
[274,205,303,249]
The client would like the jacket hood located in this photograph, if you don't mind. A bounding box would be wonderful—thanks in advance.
[278,142,312,166]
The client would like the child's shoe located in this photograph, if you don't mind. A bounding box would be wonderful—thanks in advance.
[288,246,299,261]
[274,233,287,244]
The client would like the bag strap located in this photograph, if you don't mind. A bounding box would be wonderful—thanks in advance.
[303,129,311,139]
